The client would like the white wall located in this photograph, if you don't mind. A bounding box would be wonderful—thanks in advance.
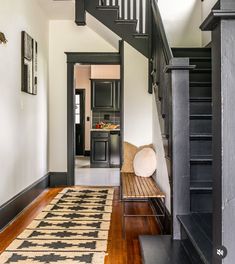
[158,0,202,47]
[124,42,152,146]
[0,0,49,205]
[152,95,171,211]
[201,0,217,46]
[49,20,118,171]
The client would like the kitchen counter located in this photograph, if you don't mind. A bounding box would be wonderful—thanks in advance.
[90,128,120,131]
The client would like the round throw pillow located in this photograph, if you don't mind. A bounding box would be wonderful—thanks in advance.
[133,147,157,177]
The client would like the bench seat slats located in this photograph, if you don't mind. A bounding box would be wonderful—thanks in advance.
[121,172,165,199]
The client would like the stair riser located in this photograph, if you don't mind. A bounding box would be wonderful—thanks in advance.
[190,119,212,134]
[190,102,212,115]
[190,192,212,212]
[190,140,212,157]
[190,73,212,83]
[172,49,211,58]
[190,60,211,69]
[190,86,212,98]
[190,163,212,182]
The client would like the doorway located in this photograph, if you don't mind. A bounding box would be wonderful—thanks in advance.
[66,48,124,186]
[75,89,85,156]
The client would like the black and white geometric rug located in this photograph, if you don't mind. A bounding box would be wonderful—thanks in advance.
[0,187,114,264]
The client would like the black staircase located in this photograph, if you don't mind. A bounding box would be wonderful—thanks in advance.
[76,0,151,58]
[74,0,235,263]
[140,1,214,263]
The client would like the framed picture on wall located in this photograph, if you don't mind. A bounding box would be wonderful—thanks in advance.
[21,31,38,95]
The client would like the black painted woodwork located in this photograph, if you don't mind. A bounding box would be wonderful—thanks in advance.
[178,214,212,264]
[81,0,150,57]
[75,89,85,155]
[201,1,235,263]
[75,0,86,25]
[91,131,110,167]
[66,51,122,187]
[139,235,192,264]
[173,47,213,214]
[91,80,120,111]
[49,172,68,187]
[0,174,49,231]
[90,131,120,167]
[110,131,120,166]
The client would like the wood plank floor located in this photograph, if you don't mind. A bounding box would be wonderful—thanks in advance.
[0,187,160,264]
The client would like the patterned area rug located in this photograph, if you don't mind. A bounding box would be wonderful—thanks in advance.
[0,187,114,264]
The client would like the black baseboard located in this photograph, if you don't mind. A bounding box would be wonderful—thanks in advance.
[84,151,90,156]
[152,198,171,235]
[49,172,68,187]
[0,173,49,231]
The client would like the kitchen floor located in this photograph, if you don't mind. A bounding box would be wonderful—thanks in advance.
[75,167,120,186]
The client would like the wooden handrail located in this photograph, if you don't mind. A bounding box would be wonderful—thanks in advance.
[151,0,173,63]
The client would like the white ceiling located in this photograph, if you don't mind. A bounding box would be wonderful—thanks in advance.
[38,0,75,20]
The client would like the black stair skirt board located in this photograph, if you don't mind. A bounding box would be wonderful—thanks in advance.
[139,235,192,264]
[85,0,149,57]
[177,214,212,264]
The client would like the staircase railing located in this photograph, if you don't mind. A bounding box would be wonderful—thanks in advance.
[99,0,149,34]
[150,0,193,239]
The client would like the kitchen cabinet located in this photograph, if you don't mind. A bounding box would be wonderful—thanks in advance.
[91,131,110,167]
[91,79,120,111]
[90,131,120,167]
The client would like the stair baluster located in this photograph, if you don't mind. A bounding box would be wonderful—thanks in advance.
[139,0,143,33]
[121,0,125,19]
[127,0,131,19]
[133,0,137,20]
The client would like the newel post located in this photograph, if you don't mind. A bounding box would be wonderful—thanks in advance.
[165,58,194,239]
[201,0,235,263]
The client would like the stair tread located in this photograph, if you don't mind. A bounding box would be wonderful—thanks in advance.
[177,214,212,264]
[190,156,212,162]
[190,82,212,87]
[190,97,212,102]
[133,33,149,38]
[96,5,119,10]
[139,235,192,264]
[190,134,212,139]
[192,68,212,72]
[115,19,137,24]
[190,181,213,191]
[190,114,212,120]
[190,57,211,61]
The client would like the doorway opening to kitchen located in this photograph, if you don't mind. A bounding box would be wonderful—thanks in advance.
[74,64,122,186]
[66,52,123,186]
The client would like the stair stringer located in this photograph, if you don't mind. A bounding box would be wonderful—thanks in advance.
[84,0,149,58]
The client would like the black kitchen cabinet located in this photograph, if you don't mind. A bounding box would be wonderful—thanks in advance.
[91,79,120,111]
[90,131,120,167]
[91,131,110,167]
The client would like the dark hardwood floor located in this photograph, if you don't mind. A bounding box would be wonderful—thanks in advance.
[0,187,160,264]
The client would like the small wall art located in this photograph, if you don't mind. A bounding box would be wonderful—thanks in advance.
[21,31,38,95]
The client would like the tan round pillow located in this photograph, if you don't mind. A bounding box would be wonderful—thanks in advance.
[133,148,157,177]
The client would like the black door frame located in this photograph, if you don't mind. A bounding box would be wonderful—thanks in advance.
[75,89,85,156]
[66,43,124,185]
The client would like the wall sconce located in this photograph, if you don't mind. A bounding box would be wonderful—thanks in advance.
[0,32,8,44]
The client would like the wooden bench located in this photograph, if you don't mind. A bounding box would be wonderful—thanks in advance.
[120,172,166,237]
